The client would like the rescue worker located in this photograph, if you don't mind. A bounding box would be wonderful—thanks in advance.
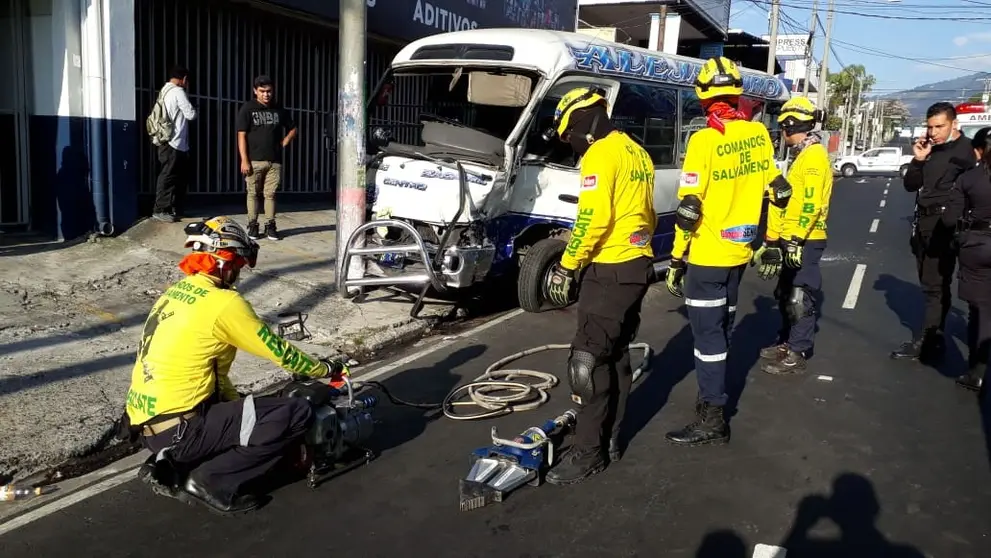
[756,96,833,374]
[951,126,991,392]
[542,86,656,484]
[893,102,975,363]
[664,57,792,446]
[119,216,344,515]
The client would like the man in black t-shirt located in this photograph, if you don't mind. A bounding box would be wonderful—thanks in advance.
[236,75,297,240]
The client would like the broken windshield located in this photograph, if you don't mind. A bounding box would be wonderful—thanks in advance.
[368,67,539,149]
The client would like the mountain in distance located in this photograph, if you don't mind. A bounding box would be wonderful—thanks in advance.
[884,71,991,121]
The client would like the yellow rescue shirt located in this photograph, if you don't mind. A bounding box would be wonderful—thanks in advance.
[125,273,327,426]
[767,142,832,242]
[560,130,657,270]
[672,120,783,267]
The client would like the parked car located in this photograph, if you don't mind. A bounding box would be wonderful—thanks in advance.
[833,146,913,178]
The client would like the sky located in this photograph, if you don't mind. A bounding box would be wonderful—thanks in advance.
[727,0,991,97]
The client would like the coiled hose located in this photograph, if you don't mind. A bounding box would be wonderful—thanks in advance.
[358,343,653,421]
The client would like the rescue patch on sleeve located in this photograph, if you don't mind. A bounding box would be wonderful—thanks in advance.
[582,175,598,190]
[680,172,699,187]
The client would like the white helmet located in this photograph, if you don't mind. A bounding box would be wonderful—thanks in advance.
[183,216,259,268]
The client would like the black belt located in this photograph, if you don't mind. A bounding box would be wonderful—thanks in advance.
[958,219,991,232]
[917,204,946,217]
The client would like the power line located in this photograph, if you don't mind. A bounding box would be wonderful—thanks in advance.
[749,0,991,20]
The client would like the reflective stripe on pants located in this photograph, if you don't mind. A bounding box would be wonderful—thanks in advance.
[685,263,745,406]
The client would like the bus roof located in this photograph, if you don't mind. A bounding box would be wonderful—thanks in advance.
[393,28,790,102]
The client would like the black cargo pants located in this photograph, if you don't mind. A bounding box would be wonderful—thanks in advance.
[570,256,652,451]
[143,395,313,496]
[914,215,958,334]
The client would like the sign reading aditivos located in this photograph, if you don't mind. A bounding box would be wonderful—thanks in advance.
[266,0,578,41]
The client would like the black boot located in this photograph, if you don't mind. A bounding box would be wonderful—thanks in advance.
[760,342,789,361]
[179,475,259,515]
[264,220,282,241]
[890,336,924,360]
[247,221,260,240]
[956,366,985,392]
[545,445,606,485]
[762,349,808,375]
[666,400,730,446]
[607,435,621,463]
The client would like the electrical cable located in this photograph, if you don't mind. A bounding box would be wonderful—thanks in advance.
[352,343,654,421]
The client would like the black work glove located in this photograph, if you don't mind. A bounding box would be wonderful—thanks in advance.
[547,263,577,307]
[666,258,687,298]
[750,240,783,281]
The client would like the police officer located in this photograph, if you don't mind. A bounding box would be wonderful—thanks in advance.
[755,96,833,374]
[952,126,991,392]
[664,57,792,446]
[542,86,657,483]
[120,216,346,514]
[893,102,975,362]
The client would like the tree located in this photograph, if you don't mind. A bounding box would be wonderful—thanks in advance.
[967,92,986,103]
[823,65,876,131]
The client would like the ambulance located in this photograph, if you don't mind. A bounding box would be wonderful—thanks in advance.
[955,102,991,139]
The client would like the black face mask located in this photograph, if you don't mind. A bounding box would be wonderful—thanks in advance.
[564,107,611,156]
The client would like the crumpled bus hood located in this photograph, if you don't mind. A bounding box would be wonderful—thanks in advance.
[369,155,505,225]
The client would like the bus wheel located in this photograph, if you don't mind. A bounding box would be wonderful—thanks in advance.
[517,237,567,313]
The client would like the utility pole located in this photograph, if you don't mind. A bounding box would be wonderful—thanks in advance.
[767,0,780,75]
[336,0,368,296]
[819,0,835,109]
[803,0,818,95]
[658,5,668,52]
[842,76,862,156]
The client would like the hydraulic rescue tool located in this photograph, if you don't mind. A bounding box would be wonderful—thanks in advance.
[459,410,577,511]
[280,366,379,489]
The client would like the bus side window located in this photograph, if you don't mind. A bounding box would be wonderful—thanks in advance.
[612,79,678,167]
[679,90,705,164]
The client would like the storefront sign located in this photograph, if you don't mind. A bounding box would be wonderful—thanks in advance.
[266,0,577,41]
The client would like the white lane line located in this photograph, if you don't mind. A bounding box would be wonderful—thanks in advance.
[883,189,889,195]
[0,308,530,535]
[753,544,788,557]
[0,467,140,537]
[869,219,880,233]
[355,308,525,382]
[879,199,886,208]
[842,264,868,309]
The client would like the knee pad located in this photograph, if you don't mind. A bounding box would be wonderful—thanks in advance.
[786,286,815,323]
[567,349,599,406]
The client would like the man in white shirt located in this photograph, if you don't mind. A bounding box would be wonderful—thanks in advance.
[153,66,197,223]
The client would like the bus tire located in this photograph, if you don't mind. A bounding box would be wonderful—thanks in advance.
[518,237,567,313]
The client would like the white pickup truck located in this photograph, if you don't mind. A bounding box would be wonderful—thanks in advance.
[833,146,914,178]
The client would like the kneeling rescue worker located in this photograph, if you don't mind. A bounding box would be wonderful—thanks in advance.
[118,216,345,515]
[757,96,833,375]
[664,56,792,446]
[543,86,657,484]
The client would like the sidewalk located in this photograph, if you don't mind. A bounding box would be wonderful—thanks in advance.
[0,205,452,483]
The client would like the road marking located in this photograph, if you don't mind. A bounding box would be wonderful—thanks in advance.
[883,189,889,195]
[0,466,141,537]
[0,308,529,535]
[879,199,886,208]
[869,219,880,233]
[753,544,787,557]
[842,264,868,309]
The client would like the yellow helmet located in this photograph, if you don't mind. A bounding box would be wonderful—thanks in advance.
[552,86,608,138]
[695,57,744,101]
[183,216,259,268]
[778,96,820,123]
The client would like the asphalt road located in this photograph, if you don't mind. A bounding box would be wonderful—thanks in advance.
[3,174,990,557]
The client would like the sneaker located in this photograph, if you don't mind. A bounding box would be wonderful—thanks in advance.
[247,221,260,240]
[760,343,788,361]
[264,221,281,241]
[762,349,808,375]
[152,212,177,223]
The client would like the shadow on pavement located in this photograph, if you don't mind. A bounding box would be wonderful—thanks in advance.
[621,307,693,451]
[725,295,779,419]
[696,473,925,558]
[873,273,968,378]
[366,344,488,454]
[979,376,991,471]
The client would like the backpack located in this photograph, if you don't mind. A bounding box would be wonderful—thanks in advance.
[146,83,176,146]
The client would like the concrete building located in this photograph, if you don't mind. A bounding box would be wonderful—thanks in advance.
[1,0,578,240]
[575,0,731,54]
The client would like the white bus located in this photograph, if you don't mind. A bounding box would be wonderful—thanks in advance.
[341,28,792,315]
